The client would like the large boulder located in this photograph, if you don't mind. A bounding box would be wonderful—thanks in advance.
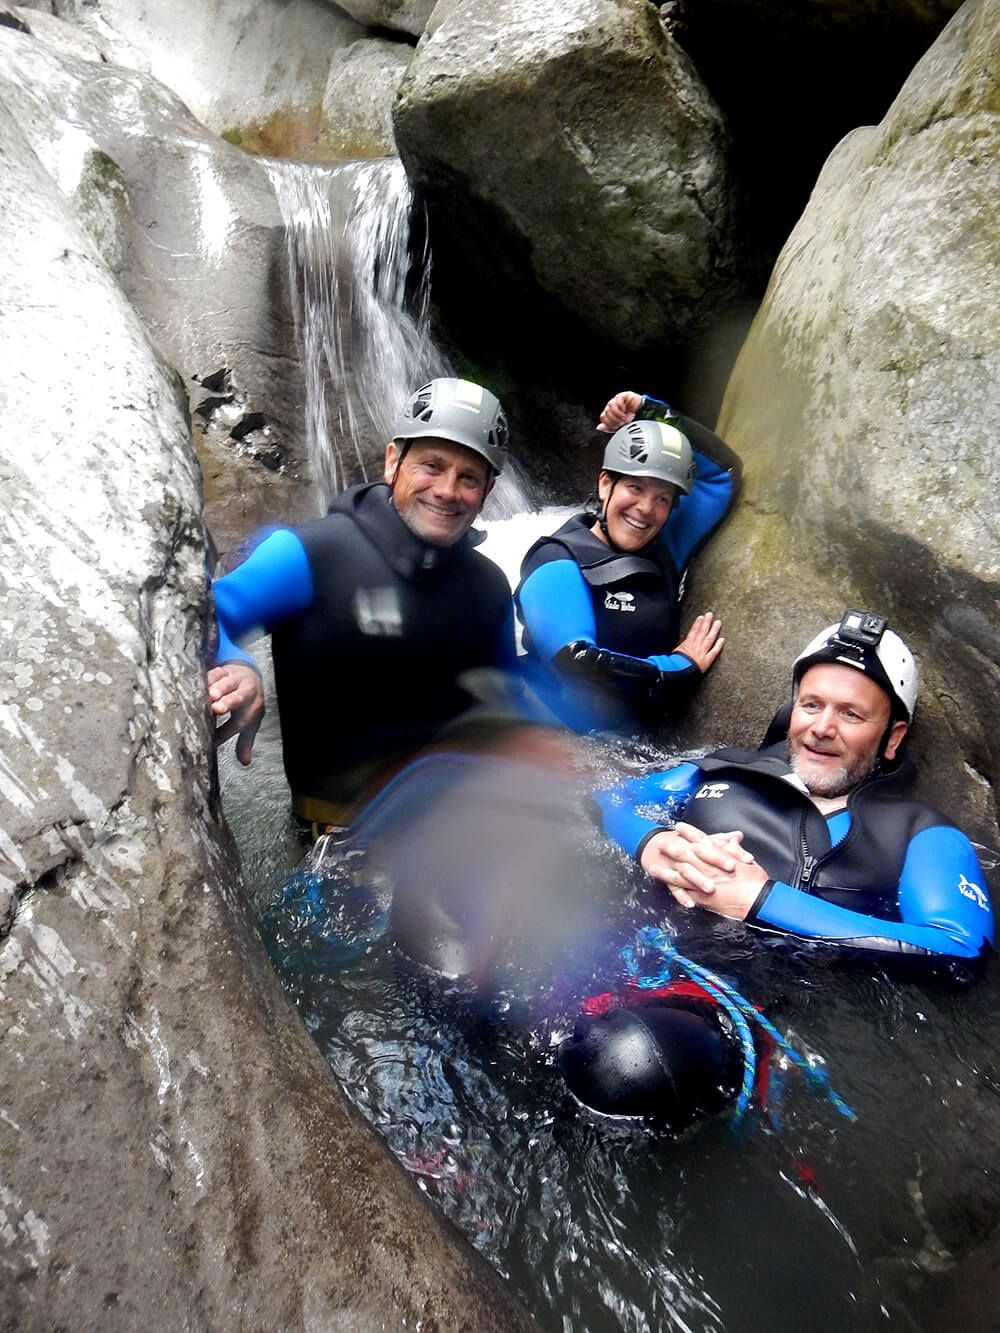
[682,0,1000,843]
[393,0,739,389]
[320,35,413,158]
[0,95,536,1332]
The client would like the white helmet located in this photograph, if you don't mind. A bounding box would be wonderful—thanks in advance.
[793,611,918,720]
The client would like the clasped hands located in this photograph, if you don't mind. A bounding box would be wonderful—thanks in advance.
[639,822,769,919]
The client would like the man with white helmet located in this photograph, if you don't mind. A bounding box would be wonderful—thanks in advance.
[207,378,515,827]
[596,611,994,978]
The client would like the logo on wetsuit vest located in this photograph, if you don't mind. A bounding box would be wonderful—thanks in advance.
[353,586,403,637]
[694,783,729,799]
[957,873,989,912]
[604,590,636,612]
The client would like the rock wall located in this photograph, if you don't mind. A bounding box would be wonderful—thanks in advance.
[31,0,410,158]
[0,18,320,567]
[678,0,1000,843]
[0,85,535,1333]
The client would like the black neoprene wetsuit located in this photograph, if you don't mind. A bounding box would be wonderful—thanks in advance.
[213,482,515,809]
[595,742,994,974]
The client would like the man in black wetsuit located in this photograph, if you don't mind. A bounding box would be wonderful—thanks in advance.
[596,611,994,978]
[207,378,515,827]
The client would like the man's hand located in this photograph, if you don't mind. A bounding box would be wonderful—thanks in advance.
[596,391,643,434]
[639,821,764,917]
[674,612,724,674]
[207,662,264,766]
[679,858,770,920]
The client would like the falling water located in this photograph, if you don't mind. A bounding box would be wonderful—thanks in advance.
[267,155,536,517]
[267,156,450,507]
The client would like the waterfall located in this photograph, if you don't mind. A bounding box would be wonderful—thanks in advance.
[267,155,536,518]
[267,156,450,508]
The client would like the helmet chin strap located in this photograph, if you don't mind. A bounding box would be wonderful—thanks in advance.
[597,476,622,549]
[389,439,411,491]
[876,701,908,764]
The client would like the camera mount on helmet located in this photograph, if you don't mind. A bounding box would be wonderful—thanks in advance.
[793,609,918,721]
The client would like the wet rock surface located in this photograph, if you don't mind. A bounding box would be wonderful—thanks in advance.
[326,0,435,38]
[0,22,321,553]
[30,0,403,158]
[0,84,536,1333]
[678,0,1000,846]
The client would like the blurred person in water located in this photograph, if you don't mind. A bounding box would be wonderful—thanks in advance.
[207,378,516,831]
[595,611,994,983]
[515,390,741,735]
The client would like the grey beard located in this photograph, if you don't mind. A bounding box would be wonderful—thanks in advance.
[788,746,880,798]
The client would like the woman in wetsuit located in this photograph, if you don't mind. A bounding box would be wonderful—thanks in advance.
[515,391,742,734]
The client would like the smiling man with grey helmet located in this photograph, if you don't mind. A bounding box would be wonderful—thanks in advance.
[595,611,994,980]
[207,378,515,828]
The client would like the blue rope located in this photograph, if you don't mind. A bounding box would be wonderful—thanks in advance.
[623,930,757,1123]
[622,925,856,1124]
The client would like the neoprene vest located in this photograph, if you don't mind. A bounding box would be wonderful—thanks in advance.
[519,514,682,659]
[680,744,945,917]
[269,483,512,804]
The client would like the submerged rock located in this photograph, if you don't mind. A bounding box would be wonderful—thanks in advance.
[682,0,1000,844]
[0,94,536,1332]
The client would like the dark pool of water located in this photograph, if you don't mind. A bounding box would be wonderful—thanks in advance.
[219,699,1000,1333]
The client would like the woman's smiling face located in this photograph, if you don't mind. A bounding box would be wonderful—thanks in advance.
[594,471,677,552]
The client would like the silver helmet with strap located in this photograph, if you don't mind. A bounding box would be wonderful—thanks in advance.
[392,378,509,474]
[601,419,694,494]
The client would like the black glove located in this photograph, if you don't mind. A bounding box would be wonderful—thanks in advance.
[556,641,660,691]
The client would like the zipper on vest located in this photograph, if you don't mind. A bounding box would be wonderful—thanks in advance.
[798,819,817,891]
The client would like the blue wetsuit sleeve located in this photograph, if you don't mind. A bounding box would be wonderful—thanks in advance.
[749,824,994,961]
[517,558,597,662]
[648,651,700,676]
[660,445,737,573]
[212,529,314,668]
[636,395,740,575]
[518,553,697,679]
[593,763,702,859]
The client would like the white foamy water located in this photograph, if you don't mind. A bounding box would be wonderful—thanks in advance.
[478,505,575,596]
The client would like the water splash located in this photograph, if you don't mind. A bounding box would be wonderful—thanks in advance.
[267,157,450,507]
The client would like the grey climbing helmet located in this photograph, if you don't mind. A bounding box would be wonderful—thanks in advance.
[601,419,694,494]
[392,378,509,475]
